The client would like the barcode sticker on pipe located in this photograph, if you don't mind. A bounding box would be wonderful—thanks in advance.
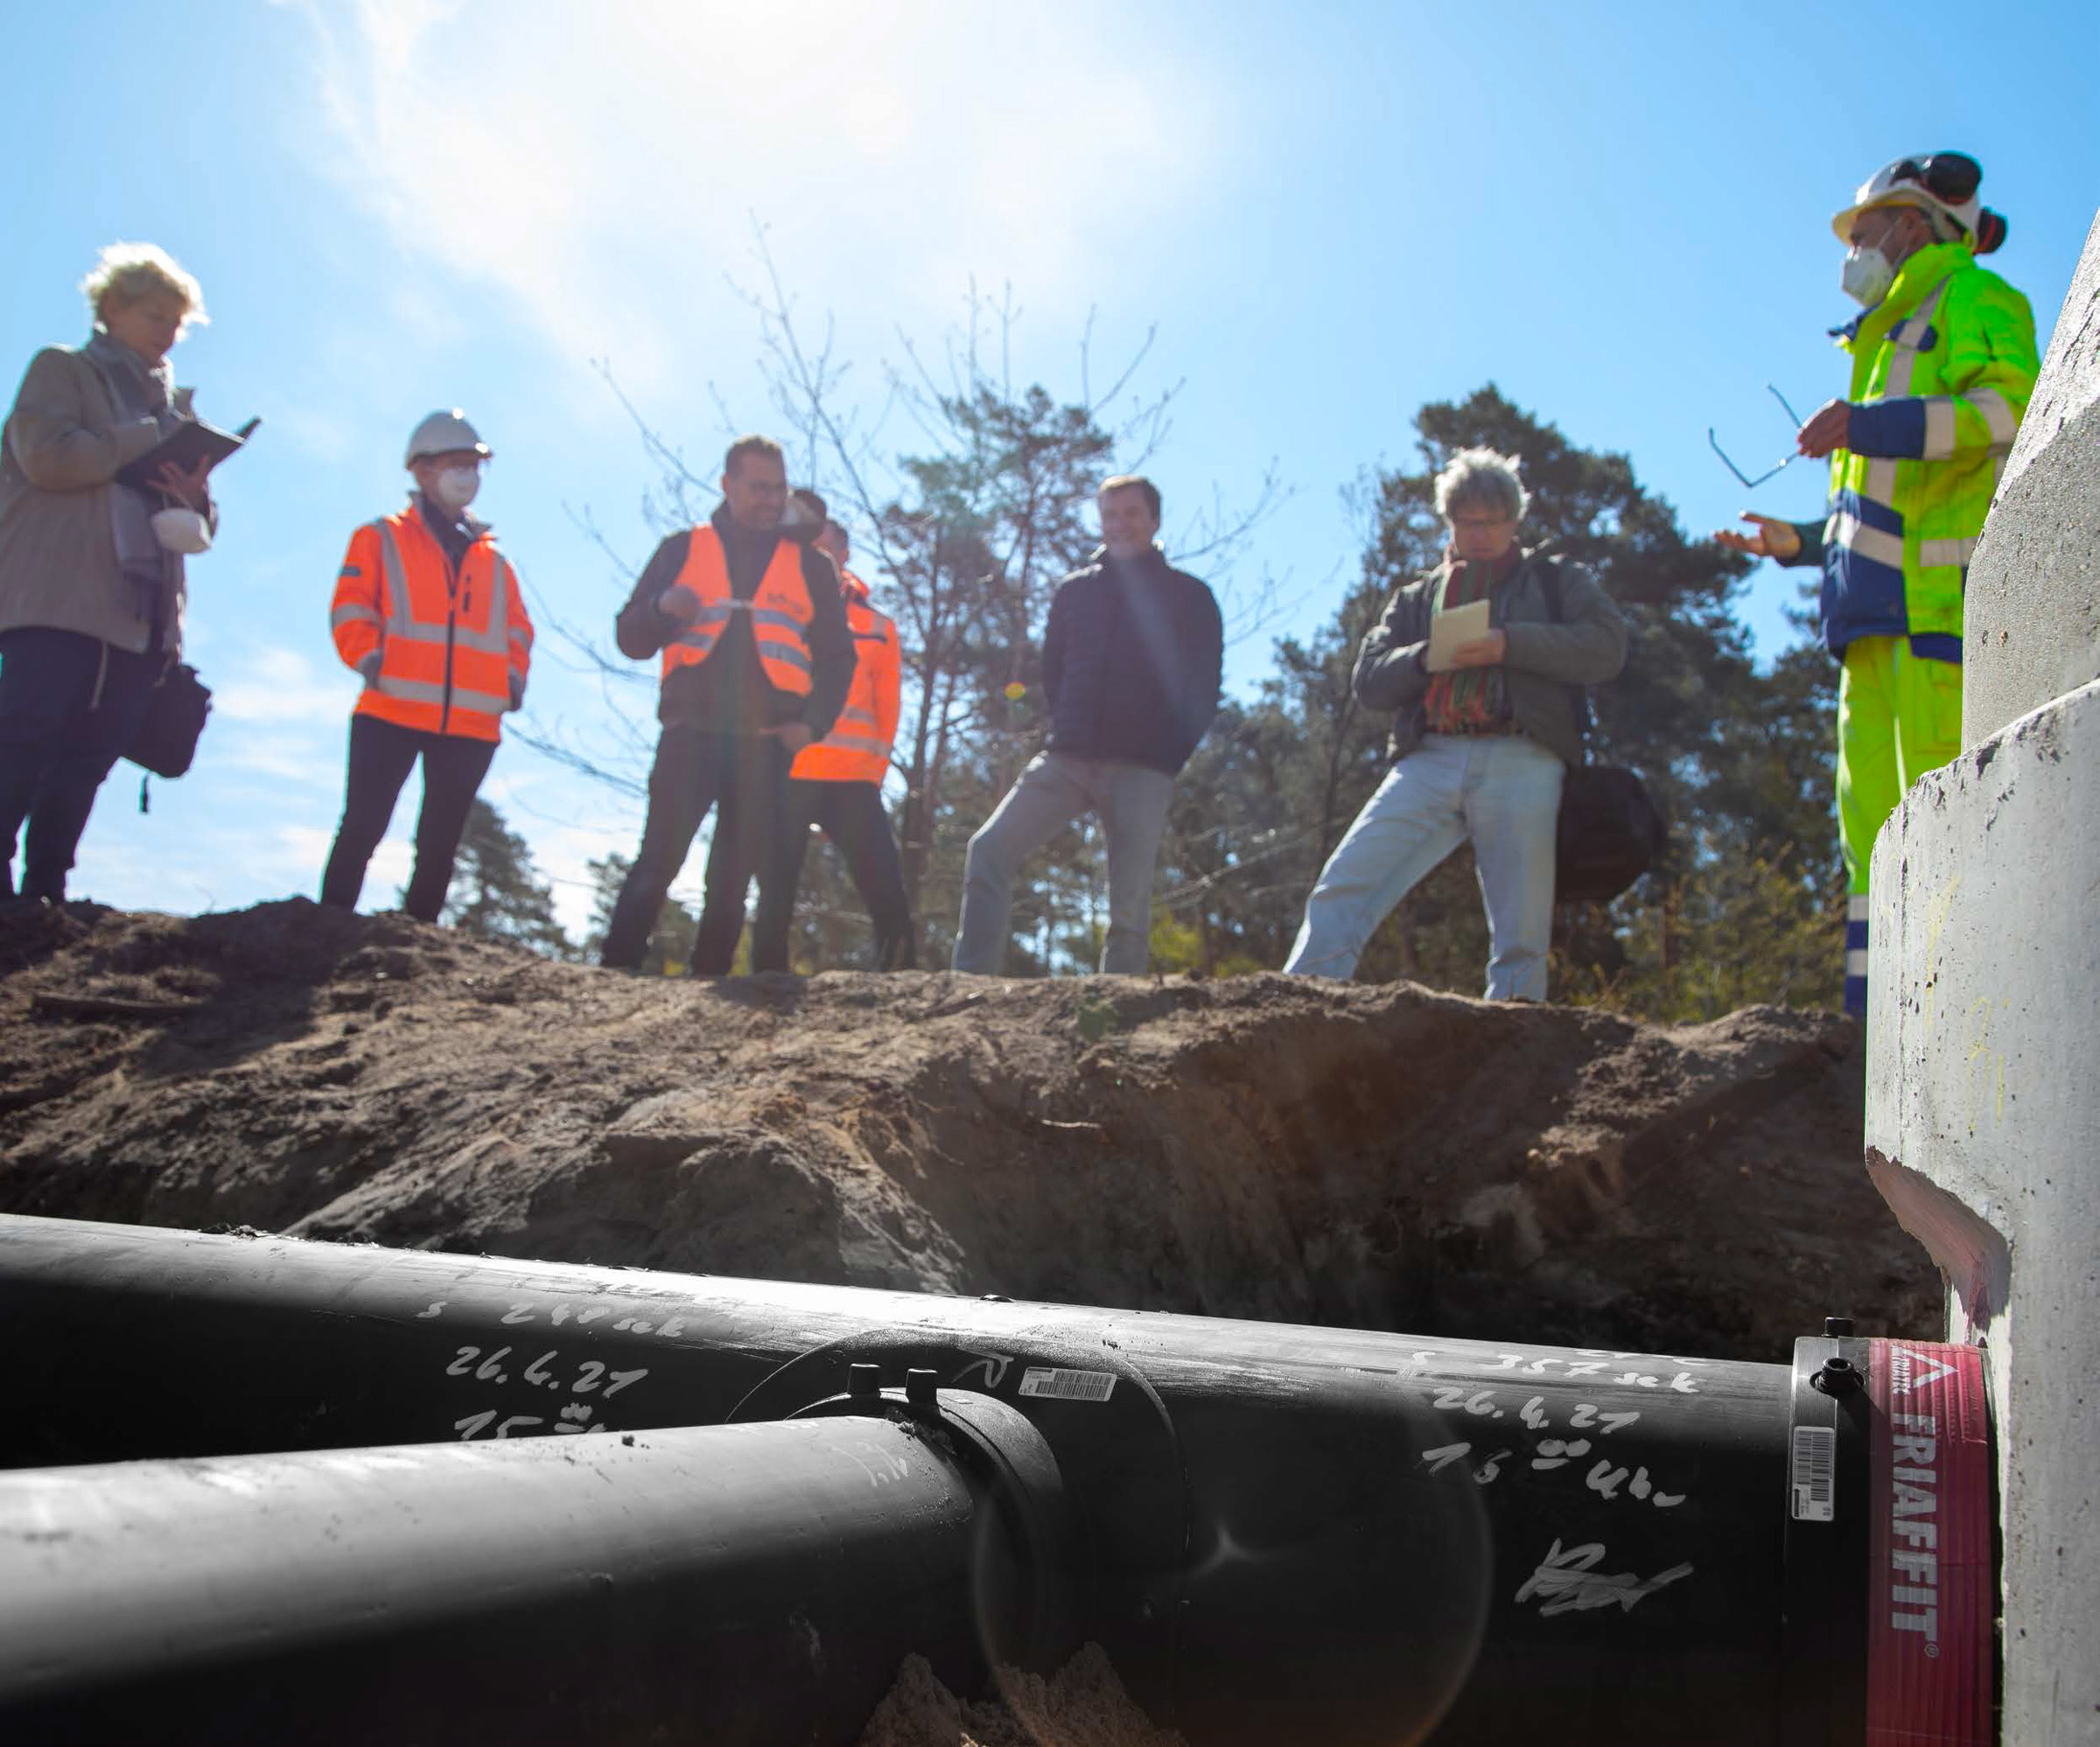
[1018,1367,1116,1402]
[1792,1426,1837,1521]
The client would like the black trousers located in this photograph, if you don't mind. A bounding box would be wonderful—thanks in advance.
[0,626,162,903]
[700,776,915,972]
[318,714,496,922]
[600,727,788,974]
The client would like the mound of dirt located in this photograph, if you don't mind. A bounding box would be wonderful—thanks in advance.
[0,900,1936,1358]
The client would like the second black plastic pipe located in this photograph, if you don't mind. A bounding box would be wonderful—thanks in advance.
[0,1411,997,1746]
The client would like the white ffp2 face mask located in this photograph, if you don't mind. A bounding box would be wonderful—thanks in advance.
[149,507,213,556]
[431,465,481,511]
[1841,244,1898,309]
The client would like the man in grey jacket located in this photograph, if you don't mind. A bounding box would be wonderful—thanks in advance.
[1285,448,1627,1000]
[0,243,214,910]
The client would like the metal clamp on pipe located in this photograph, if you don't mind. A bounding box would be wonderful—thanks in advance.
[794,1363,1082,1678]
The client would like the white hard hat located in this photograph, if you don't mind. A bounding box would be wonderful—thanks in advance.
[404,409,491,467]
[1830,153,1993,248]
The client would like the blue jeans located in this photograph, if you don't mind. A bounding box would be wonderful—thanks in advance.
[1285,732,1565,1000]
[954,752,1174,975]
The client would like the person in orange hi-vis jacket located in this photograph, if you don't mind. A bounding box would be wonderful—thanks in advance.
[696,506,914,969]
[597,444,854,975]
[318,409,533,922]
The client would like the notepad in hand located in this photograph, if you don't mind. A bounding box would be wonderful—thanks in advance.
[1425,597,1492,673]
[117,416,260,493]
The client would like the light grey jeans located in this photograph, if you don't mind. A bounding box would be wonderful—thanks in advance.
[953,751,1175,975]
[1284,732,1565,1000]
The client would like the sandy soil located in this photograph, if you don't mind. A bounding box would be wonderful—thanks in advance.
[0,899,1936,1359]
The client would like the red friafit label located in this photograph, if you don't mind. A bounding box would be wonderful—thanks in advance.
[1866,1339,1993,1745]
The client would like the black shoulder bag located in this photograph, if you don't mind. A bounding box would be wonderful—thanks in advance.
[1535,560,1665,905]
[123,661,213,811]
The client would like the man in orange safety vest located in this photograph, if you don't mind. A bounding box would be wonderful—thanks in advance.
[598,437,854,974]
[319,409,532,922]
[697,510,914,969]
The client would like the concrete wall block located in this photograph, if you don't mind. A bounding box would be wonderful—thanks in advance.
[1866,674,2100,1744]
[1964,206,2100,746]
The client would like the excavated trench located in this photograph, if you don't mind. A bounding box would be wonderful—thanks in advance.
[0,899,1936,1360]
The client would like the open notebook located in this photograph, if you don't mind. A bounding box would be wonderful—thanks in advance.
[1424,597,1491,673]
[116,416,259,493]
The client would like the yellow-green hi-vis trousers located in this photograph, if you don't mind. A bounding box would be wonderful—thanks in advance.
[1837,634,1964,1015]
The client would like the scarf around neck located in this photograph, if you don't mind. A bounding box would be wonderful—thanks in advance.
[81,329,179,612]
[1423,545,1523,734]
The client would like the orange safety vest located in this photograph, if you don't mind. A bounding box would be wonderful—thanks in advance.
[331,505,532,744]
[662,526,816,697]
[793,571,899,785]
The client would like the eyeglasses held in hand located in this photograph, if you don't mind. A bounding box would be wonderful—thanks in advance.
[1708,386,1808,490]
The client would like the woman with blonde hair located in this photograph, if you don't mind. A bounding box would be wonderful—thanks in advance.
[0,241,217,911]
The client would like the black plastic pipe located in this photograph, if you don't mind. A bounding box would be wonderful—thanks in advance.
[0,1216,1989,1744]
[0,1403,1043,1746]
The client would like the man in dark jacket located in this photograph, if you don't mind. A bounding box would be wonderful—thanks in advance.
[952,474,1222,975]
[598,436,853,974]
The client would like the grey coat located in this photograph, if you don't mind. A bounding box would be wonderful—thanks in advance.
[0,346,182,655]
[1353,550,1629,768]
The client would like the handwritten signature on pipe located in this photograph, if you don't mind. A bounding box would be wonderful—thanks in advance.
[1515,1539,1695,1618]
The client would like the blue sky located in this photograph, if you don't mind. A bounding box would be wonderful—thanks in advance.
[6,0,2096,933]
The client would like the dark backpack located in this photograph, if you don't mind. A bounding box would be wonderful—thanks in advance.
[1535,561,1666,905]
